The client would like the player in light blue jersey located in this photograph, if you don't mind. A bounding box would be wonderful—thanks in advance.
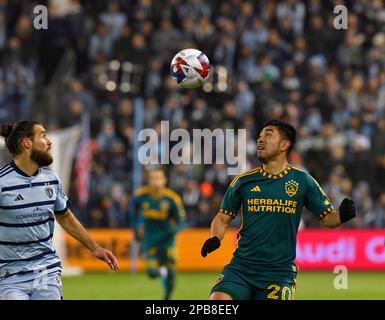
[0,121,119,300]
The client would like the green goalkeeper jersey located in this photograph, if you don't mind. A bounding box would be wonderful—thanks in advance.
[220,165,333,277]
[133,187,186,250]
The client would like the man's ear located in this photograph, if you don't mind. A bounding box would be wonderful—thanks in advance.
[21,137,32,151]
[280,139,291,152]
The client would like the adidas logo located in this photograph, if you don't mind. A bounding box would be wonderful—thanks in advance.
[251,185,261,192]
[14,194,24,201]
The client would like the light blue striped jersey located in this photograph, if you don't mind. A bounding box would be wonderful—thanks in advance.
[0,161,69,281]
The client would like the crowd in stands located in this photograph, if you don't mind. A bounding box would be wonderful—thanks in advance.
[1,0,385,228]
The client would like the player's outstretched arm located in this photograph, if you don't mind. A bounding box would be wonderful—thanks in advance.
[56,209,119,271]
[201,212,232,257]
[321,198,357,228]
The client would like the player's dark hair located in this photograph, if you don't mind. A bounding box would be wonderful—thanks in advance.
[262,119,297,154]
[0,121,41,156]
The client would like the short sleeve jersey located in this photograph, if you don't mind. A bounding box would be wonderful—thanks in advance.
[0,161,69,279]
[220,165,333,274]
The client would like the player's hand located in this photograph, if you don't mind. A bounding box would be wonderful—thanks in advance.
[201,236,221,257]
[92,245,119,271]
[339,198,357,223]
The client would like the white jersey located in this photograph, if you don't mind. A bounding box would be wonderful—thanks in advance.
[0,161,68,281]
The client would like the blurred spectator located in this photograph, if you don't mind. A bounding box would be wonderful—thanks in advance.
[281,62,300,92]
[65,0,91,75]
[143,97,160,127]
[212,19,236,70]
[40,3,69,84]
[99,1,127,41]
[114,98,133,127]
[234,80,255,119]
[151,18,183,63]
[96,118,118,152]
[161,95,184,129]
[372,119,385,157]
[240,17,268,54]
[276,0,305,35]
[194,17,215,54]
[364,192,385,228]
[191,181,215,227]
[133,0,154,23]
[88,22,115,61]
[365,0,385,25]
[61,78,95,113]
[178,0,211,23]
[59,99,83,127]
[169,164,191,193]
[307,0,325,17]
[109,140,131,181]
[114,25,131,62]
[353,181,374,220]
[107,182,129,227]
[183,179,200,219]
[305,15,328,54]
[14,14,38,68]
[121,33,149,67]
[189,98,212,129]
[373,154,385,198]
[337,31,364,68]
[0,79,11,121]
[144,59,162,97]
[3,59,35,119]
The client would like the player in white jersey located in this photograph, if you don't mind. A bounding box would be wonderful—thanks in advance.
[0,121,119,300]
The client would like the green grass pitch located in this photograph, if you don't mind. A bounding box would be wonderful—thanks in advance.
[62,271,385,300]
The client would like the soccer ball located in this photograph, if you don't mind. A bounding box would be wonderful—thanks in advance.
[170,48,210,89]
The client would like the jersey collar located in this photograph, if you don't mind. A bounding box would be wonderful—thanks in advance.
[259,165,292,179]
[11,160,40,177]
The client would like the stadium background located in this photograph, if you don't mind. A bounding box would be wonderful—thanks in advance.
[0,0,385,299]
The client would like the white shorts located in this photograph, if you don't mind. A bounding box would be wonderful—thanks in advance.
[0,269,62,300]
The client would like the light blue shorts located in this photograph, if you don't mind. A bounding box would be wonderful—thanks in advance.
[0,269,62,300]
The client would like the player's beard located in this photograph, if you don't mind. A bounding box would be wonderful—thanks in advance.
[30,149,53,167]
[257,147,281,164]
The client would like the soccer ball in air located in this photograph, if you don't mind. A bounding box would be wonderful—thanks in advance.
[170,48,210,89]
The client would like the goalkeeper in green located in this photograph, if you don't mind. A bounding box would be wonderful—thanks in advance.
[201,119,357,300]
[132,168,186,300]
